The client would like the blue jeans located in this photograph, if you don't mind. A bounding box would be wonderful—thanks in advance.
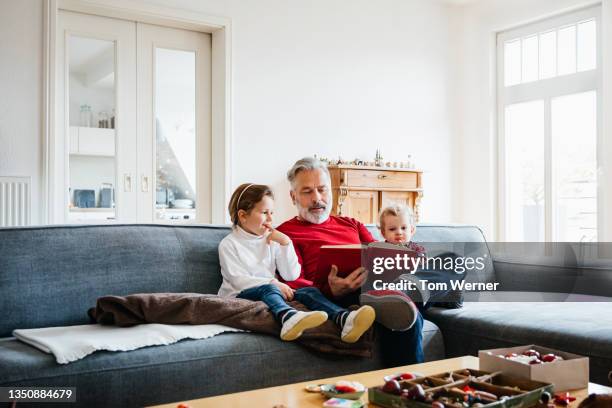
[337,291,424,365]
[378,313,424,365]
[237,284,346,323]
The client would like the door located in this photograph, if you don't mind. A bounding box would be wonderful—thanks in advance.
[55,12,211,224]
[57,11,137,223]
[136,23,212,223]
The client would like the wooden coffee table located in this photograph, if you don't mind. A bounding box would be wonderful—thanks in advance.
[151,356,611,407]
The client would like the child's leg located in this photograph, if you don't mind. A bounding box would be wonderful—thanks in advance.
[293,287,347,324]
[294,287,375,343]
[237,284,295,323]
[237,284,328,341]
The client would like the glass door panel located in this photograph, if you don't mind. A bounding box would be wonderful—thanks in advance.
[67,35,117,223]
[137,22,211,224]
[505,100,545,241]
[551,91,598,242]
[154,48,197,222]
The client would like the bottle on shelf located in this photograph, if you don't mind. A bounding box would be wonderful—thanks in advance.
[406,154,414,169]
[80,104,93,127]
[98,111,109,128]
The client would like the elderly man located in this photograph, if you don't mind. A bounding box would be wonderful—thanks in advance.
[277,157,424,364]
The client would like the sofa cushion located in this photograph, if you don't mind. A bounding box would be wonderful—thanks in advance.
[425,302,612,385]
[0,225,231,337]
[0,333,381,406]
[0,319,443,407]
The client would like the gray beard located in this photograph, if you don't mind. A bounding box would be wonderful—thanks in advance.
[298,204,331,224]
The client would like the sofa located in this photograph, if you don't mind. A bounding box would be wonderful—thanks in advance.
[0,223,445,407]
[1,223,610,407]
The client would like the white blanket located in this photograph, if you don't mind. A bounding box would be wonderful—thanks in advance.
[13,324,243,364]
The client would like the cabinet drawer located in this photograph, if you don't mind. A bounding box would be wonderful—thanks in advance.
[345,169,417,189]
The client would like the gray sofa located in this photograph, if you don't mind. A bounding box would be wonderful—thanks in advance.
[412,224,612,387]
[0,224,444,407]
[1,223,610,407]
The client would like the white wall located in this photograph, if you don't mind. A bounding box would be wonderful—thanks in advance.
[0,1,43,224]
[148,0,458,224]
[451,0,604,240]
[0,0,457,226]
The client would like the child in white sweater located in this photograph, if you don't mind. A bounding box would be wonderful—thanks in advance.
[218,183,375,342]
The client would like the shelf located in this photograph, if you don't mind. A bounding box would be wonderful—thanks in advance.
[333,187,423,193]
[69,208,115,213]
[327,164,423,172]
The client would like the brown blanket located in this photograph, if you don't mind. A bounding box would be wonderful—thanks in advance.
[88,293,373,357]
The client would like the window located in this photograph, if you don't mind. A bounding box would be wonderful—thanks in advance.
[497,7,601,242]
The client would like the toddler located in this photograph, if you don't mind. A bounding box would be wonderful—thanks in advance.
[360,205,423,331]
[378,205,425,256]
[379,204,464,310]
[218,183,375,342]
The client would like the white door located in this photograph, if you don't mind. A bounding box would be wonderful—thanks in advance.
[56,10,137,223]
[136,23,212,224]
[55,12,211,224]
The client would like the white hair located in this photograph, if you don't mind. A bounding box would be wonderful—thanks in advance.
[287,157,331,190]
[287,157,332,224]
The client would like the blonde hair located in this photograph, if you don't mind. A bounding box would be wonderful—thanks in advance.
[228,183,274,227]
[378,205,415,231]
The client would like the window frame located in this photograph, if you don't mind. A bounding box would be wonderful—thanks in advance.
[496,5,602,242]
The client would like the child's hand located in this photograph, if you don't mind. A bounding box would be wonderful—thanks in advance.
[264,223,291,246]
[271,279,294,300]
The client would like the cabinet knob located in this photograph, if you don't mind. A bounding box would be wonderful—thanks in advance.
[378,174,388,179]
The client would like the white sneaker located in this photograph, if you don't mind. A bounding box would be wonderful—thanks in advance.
[341,305,376,343]
[280,311,328,341]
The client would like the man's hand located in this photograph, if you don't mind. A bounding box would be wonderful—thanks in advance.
[271,279,295,300]
[328,265,367,297]
[264,223,291,246]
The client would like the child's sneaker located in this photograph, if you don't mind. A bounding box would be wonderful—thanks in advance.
[280,311,328,341]
[360,290,418,331]
[340,305,376,343]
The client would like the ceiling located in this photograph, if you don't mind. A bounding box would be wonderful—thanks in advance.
[441,0,483,5]
[69,36,114,89]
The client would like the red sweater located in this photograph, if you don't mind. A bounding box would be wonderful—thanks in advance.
[277,215,375,297]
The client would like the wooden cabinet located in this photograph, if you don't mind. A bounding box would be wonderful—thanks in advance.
[380,191,413,210]
[344,190,378,224]
[328,165,422,225]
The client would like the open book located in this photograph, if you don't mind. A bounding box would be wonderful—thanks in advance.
[317,244,364,278]
[317,242,430,304]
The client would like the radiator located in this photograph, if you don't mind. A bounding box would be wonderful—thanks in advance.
[0,176,31,227]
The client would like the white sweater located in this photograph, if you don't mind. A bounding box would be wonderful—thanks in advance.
[217,226,301,297]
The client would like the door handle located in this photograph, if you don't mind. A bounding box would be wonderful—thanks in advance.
[141,175,149,192]
[124,174,132,192]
